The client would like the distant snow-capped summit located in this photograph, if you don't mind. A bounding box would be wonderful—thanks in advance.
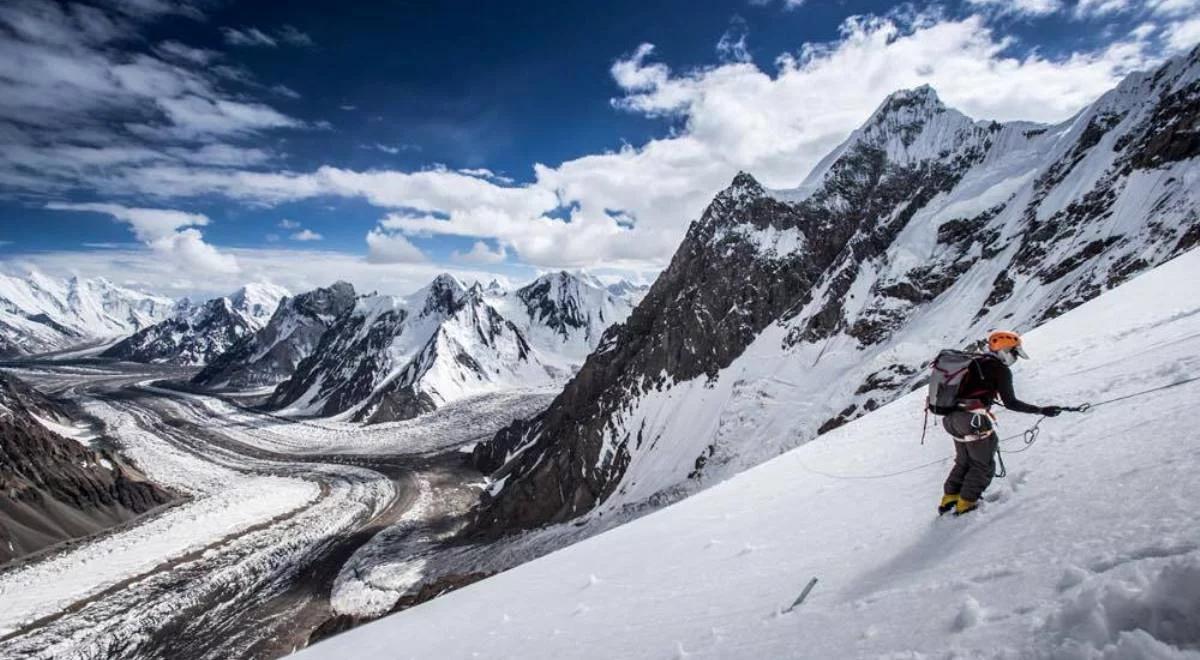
[192,281,357,389]
[266,270,639,424]
[102,283,288,366]
[0,272,173,357]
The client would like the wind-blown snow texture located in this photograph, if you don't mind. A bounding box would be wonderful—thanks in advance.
[268,272,641,424]
[101,283,288,366]
[0,273,172,358]
[473,47,1200,533]
[298,241,1200,660]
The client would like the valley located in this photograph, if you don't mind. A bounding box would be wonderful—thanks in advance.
[0,358,540,660]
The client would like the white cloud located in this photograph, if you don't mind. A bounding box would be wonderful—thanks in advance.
[452,240,507,265]
[7,7,1185,277]
[748,0,807,9]
[2,246,517,300]
[278,219,301,229]
[717,17,752,63]
[69,11,1172,273]
[0,1,303,194]
[154,40,218,65]
[221,26,277,47]
[366,229,427,264]
[967,0,1062,17]
[277,25,314,47]
[1164,17,1200,51]
[291,229,323,241]
[221,25,314,48]
[44,202,238,273]
[1074,0,1132,18]
[1147,0,1200,16]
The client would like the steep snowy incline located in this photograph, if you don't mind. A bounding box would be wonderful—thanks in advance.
[298,247,1200,660]
[472,46,1200,532]
[101,283,288,366]
[0,273,173,357]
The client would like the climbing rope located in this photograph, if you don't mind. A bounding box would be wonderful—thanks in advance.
[799,376,1200,482]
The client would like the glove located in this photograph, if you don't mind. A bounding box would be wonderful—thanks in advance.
[1041,406,1063,417]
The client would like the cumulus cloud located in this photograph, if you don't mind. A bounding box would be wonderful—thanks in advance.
[6,5,1191,277]
[366,229,427,264]
[130,11,1164,271]
[291,229,323,241]
[452,240,507,265]
[44,202,239,273]
[278,219,301,229]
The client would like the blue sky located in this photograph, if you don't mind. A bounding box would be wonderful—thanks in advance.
[0,0,1197,297]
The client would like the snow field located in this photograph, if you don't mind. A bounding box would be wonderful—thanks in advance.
[297,249,1200,659]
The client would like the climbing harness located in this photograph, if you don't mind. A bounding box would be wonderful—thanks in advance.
[800,376,1200,482]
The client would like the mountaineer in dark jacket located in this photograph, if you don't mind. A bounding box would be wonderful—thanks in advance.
[938,330,1064,516]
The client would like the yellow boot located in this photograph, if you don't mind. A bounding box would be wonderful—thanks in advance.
[938,494,959,515]
[954,498,978,516]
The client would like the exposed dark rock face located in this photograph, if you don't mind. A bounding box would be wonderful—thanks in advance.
[470,49,1200,536]
[267,301,412,418]
[0,372,173,564]
[192,282,356,390]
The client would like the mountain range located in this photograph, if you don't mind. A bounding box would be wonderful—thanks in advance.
[101,283,290,366]
[0,273,173,357]
[266,272,646,424]
[469,45,1200,534]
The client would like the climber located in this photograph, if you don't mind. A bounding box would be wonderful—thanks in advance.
[927,330,1065,516]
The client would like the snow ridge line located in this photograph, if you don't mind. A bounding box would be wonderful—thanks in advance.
[796,375,1200,481]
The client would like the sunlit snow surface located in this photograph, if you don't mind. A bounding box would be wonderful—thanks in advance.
[299,249,1200,659]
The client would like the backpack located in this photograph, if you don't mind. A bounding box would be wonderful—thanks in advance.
[926,349,986,415]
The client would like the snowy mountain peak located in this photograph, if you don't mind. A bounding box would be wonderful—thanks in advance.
[0,271,173,357]
[417,273,468,316]
[470,51,1200,534]
[872,83,944,119]
[193,281,357,390]
[230,283,289,322]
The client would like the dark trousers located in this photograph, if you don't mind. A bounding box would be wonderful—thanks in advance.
[941,411,998,502]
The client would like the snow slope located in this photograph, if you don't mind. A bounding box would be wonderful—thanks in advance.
[298,248,1200,659]
[0,273,173,357]
[473,47,1200,532]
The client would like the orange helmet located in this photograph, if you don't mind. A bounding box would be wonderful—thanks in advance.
[987,330,1029,359]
